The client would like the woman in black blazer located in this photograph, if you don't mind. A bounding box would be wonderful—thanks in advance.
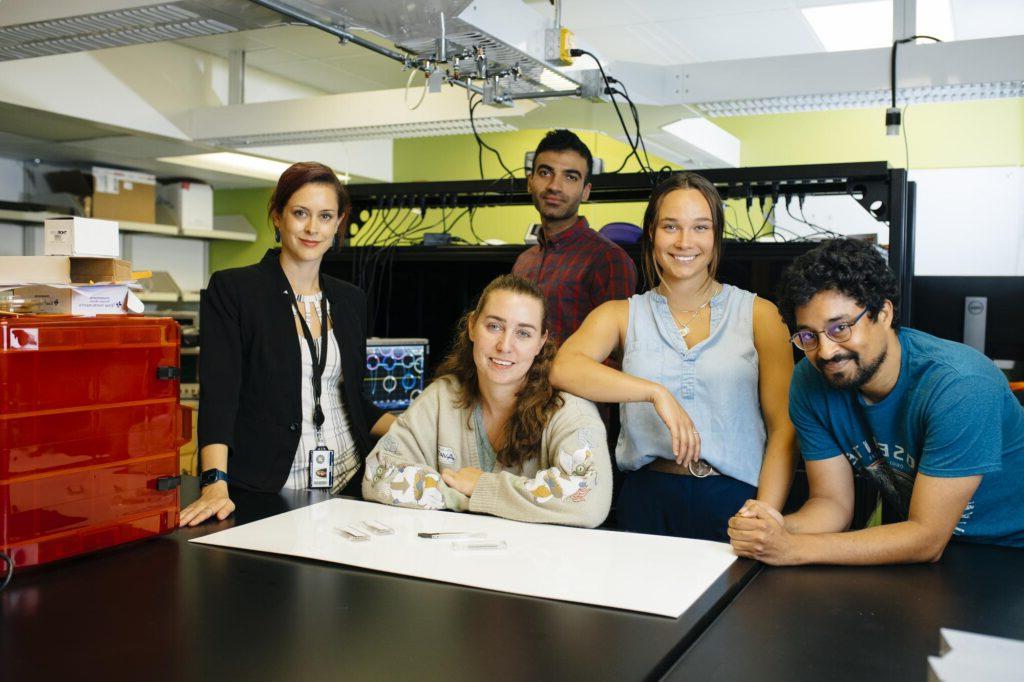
[180,162,394,526]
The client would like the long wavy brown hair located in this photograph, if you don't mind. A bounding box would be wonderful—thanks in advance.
[434,274,563,468]
[641,171,725,290]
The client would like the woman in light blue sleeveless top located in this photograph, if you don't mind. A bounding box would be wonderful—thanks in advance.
[551,172,797,541]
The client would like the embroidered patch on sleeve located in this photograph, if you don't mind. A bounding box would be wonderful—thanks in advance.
[369,461,397,485]
[523,446,596,504]
[388,465,444,509]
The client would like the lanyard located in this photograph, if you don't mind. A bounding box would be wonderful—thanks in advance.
[290,290,329,436]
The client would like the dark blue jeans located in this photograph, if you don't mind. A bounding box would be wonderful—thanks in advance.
[617,467,756,541]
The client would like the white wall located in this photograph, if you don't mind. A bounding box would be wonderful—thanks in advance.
[122,234,207,294]
[910,166,1024,276]
[771,166,1024,276]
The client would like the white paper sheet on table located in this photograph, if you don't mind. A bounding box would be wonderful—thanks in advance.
[190,499,737,617]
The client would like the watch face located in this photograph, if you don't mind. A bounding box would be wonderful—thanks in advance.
[201,469,222,486]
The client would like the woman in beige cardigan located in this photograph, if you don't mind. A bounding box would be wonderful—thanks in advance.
[362,275,612,528]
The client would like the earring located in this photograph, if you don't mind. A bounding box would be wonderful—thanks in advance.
[332,233,340,250]
[274,230,281,243]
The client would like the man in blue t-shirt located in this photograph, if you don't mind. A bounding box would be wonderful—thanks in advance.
[729,239,1024,564]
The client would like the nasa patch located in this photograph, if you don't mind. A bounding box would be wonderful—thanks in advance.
[437,446,457,467]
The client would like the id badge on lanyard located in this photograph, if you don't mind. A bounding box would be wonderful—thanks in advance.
[308,442,334,489]
[291,286,334,490]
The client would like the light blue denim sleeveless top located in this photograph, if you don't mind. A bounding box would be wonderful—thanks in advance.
[616,284,766,487]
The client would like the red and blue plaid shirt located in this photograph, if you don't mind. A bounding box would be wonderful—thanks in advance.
[512,216,638,346]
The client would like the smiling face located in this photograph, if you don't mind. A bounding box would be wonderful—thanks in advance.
[795,289,893,391]
[468,289,548,392]
[272,182,343,264]
[651,188,716,285]
[527,149,591,226]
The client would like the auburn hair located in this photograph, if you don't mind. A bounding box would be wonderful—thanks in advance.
[434,274,563,468]
[267,161,350,246]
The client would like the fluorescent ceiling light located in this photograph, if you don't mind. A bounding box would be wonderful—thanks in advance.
[916,0,955,41]
[803,1,892,52]
[660,118,740,168]
[695,80,1024,117]
[197,118,518,148]
[156,152,350,183]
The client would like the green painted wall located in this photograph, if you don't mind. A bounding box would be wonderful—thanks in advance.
[211,129,678,271]
[210,187,274,273]
[711,99,1024,169]
[374,128,677,247]
[211,98,1024,273]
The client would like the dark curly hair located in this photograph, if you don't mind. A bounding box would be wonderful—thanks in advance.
[434,274,563,468]
[776,239,900,330]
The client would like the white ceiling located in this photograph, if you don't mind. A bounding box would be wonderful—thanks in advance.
[176,26,412,95]
[0,0,1022,188]
[166,1,1024,98]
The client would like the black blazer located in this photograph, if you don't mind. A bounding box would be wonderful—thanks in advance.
[198,248,385,492]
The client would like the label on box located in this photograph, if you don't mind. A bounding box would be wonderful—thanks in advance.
[93,167,156,195]
[8,328,39,351]
[11,284,143,316]
[94,169,120,194]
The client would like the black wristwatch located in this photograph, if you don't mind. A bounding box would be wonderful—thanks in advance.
[200,468,230,488]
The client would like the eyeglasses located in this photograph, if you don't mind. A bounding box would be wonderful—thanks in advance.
[790,308,870,351]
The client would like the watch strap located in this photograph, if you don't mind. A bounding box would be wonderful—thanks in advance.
[200,468,230,487]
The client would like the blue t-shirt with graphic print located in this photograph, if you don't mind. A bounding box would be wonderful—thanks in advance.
[790,327,1024,547]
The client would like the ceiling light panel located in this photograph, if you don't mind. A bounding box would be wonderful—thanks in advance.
[696,80,1024,116]
[917,0,955,41]
[952,0,1024,40]
[200,117,518,147]
[802,1,892,52]
[156,152,294,181]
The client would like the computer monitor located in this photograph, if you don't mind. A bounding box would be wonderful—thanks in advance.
[364,337,430,411]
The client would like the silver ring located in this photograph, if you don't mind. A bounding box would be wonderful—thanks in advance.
[693,431,700,438]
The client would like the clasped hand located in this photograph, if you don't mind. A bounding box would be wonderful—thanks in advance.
[728,499,796,565]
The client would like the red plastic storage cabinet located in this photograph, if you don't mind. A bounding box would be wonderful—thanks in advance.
[1,315,190,569]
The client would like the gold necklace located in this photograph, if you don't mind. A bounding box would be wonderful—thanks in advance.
[660,283,718,337]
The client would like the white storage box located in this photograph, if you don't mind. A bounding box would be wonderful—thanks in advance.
[44,217,120,258]
[158,181,213,231]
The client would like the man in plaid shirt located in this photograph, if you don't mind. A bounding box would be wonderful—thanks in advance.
[512,130,638,346]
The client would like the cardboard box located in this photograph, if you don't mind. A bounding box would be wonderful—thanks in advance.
[0,256,71,286]
[71,257,132,283]
[91,166,156,224]
[8,284,144,316]
[158,181,213,230]
[44,217,120,258]
[0,256,131,287]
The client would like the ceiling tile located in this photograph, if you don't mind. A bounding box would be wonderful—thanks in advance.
[952,0,1024,39]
